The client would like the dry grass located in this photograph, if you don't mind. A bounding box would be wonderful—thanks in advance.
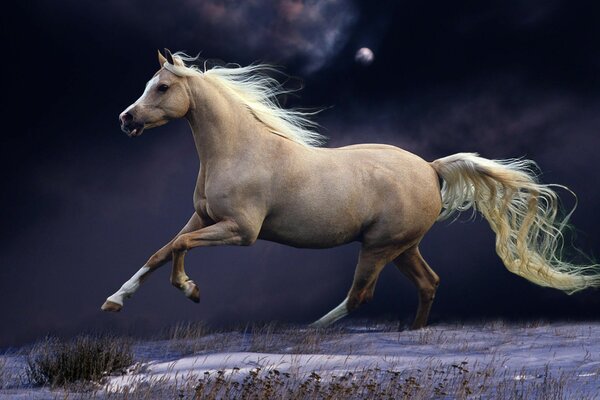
[165,321,211,341]
[162,321,220,355]
[243,322,348,354]
[160,321,355,356]
[104,360,597,400]
[26,334,134,387]
[0,350,27,390]
[0,357,6,389]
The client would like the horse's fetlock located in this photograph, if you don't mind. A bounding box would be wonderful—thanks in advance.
[170,278,182,289]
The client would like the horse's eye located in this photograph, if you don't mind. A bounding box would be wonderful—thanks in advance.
[157,84,169,93]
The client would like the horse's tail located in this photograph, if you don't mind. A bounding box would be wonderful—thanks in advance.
[430,152,600,294]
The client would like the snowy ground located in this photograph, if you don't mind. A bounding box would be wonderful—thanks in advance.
[2,321,600,399]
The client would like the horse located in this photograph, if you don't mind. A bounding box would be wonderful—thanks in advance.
[101,49,600,329]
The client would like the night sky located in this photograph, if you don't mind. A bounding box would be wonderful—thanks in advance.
[2,1,600,348]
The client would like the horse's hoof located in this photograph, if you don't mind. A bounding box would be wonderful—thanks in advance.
[101,300,123,312]
[184,281,200,303]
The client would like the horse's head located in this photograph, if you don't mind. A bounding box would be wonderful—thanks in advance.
[119,49,192,137]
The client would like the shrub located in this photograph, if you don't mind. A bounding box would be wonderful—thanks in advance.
[26,334,133,387]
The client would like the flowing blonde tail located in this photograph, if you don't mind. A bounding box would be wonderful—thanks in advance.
[431,152,600,294]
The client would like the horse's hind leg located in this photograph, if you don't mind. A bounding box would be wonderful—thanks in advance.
[393,246,440,329]
[310,246,396,327]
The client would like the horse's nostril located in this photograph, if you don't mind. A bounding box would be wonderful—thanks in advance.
[119,112,133,124]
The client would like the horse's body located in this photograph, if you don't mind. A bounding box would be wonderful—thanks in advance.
[219,143,440,250]
[101,50,600,328]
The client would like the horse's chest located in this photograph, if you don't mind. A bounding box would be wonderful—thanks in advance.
[193,181,230,223]
[193,182,214,223]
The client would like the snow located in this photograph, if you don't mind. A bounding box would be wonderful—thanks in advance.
[2,322,600,398]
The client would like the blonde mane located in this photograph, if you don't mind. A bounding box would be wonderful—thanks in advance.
[164,53,327,147]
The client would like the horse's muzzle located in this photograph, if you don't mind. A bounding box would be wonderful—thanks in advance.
[119,112,144,137]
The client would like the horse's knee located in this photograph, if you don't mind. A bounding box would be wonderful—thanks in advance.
[235,224,260,246]
[238,233,257,246]
[172,235,189,252]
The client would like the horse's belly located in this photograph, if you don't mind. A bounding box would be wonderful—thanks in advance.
[258,214,361,248]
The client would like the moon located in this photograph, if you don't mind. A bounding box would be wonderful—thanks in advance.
[355,47,374,65]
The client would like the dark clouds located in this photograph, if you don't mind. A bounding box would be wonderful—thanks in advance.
[324,77,588,157]
[51,0,357,73]
[183,0,358,72]
[2,1,600,347]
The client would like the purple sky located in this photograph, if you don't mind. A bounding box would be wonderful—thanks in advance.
[2,0,600,347]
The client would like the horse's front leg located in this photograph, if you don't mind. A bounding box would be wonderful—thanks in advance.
[170,219,256,302]
[101,213,205,312]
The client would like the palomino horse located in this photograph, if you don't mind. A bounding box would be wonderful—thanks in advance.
[101,49,600,329]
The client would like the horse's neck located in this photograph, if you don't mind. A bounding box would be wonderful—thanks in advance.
[185,77,269,167]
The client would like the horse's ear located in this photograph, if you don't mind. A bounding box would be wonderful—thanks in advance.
[165,48,185,67]
[158,50,167,66]
[164,48,175,65]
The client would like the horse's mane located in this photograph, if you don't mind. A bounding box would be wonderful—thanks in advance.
[164,52,327,147]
